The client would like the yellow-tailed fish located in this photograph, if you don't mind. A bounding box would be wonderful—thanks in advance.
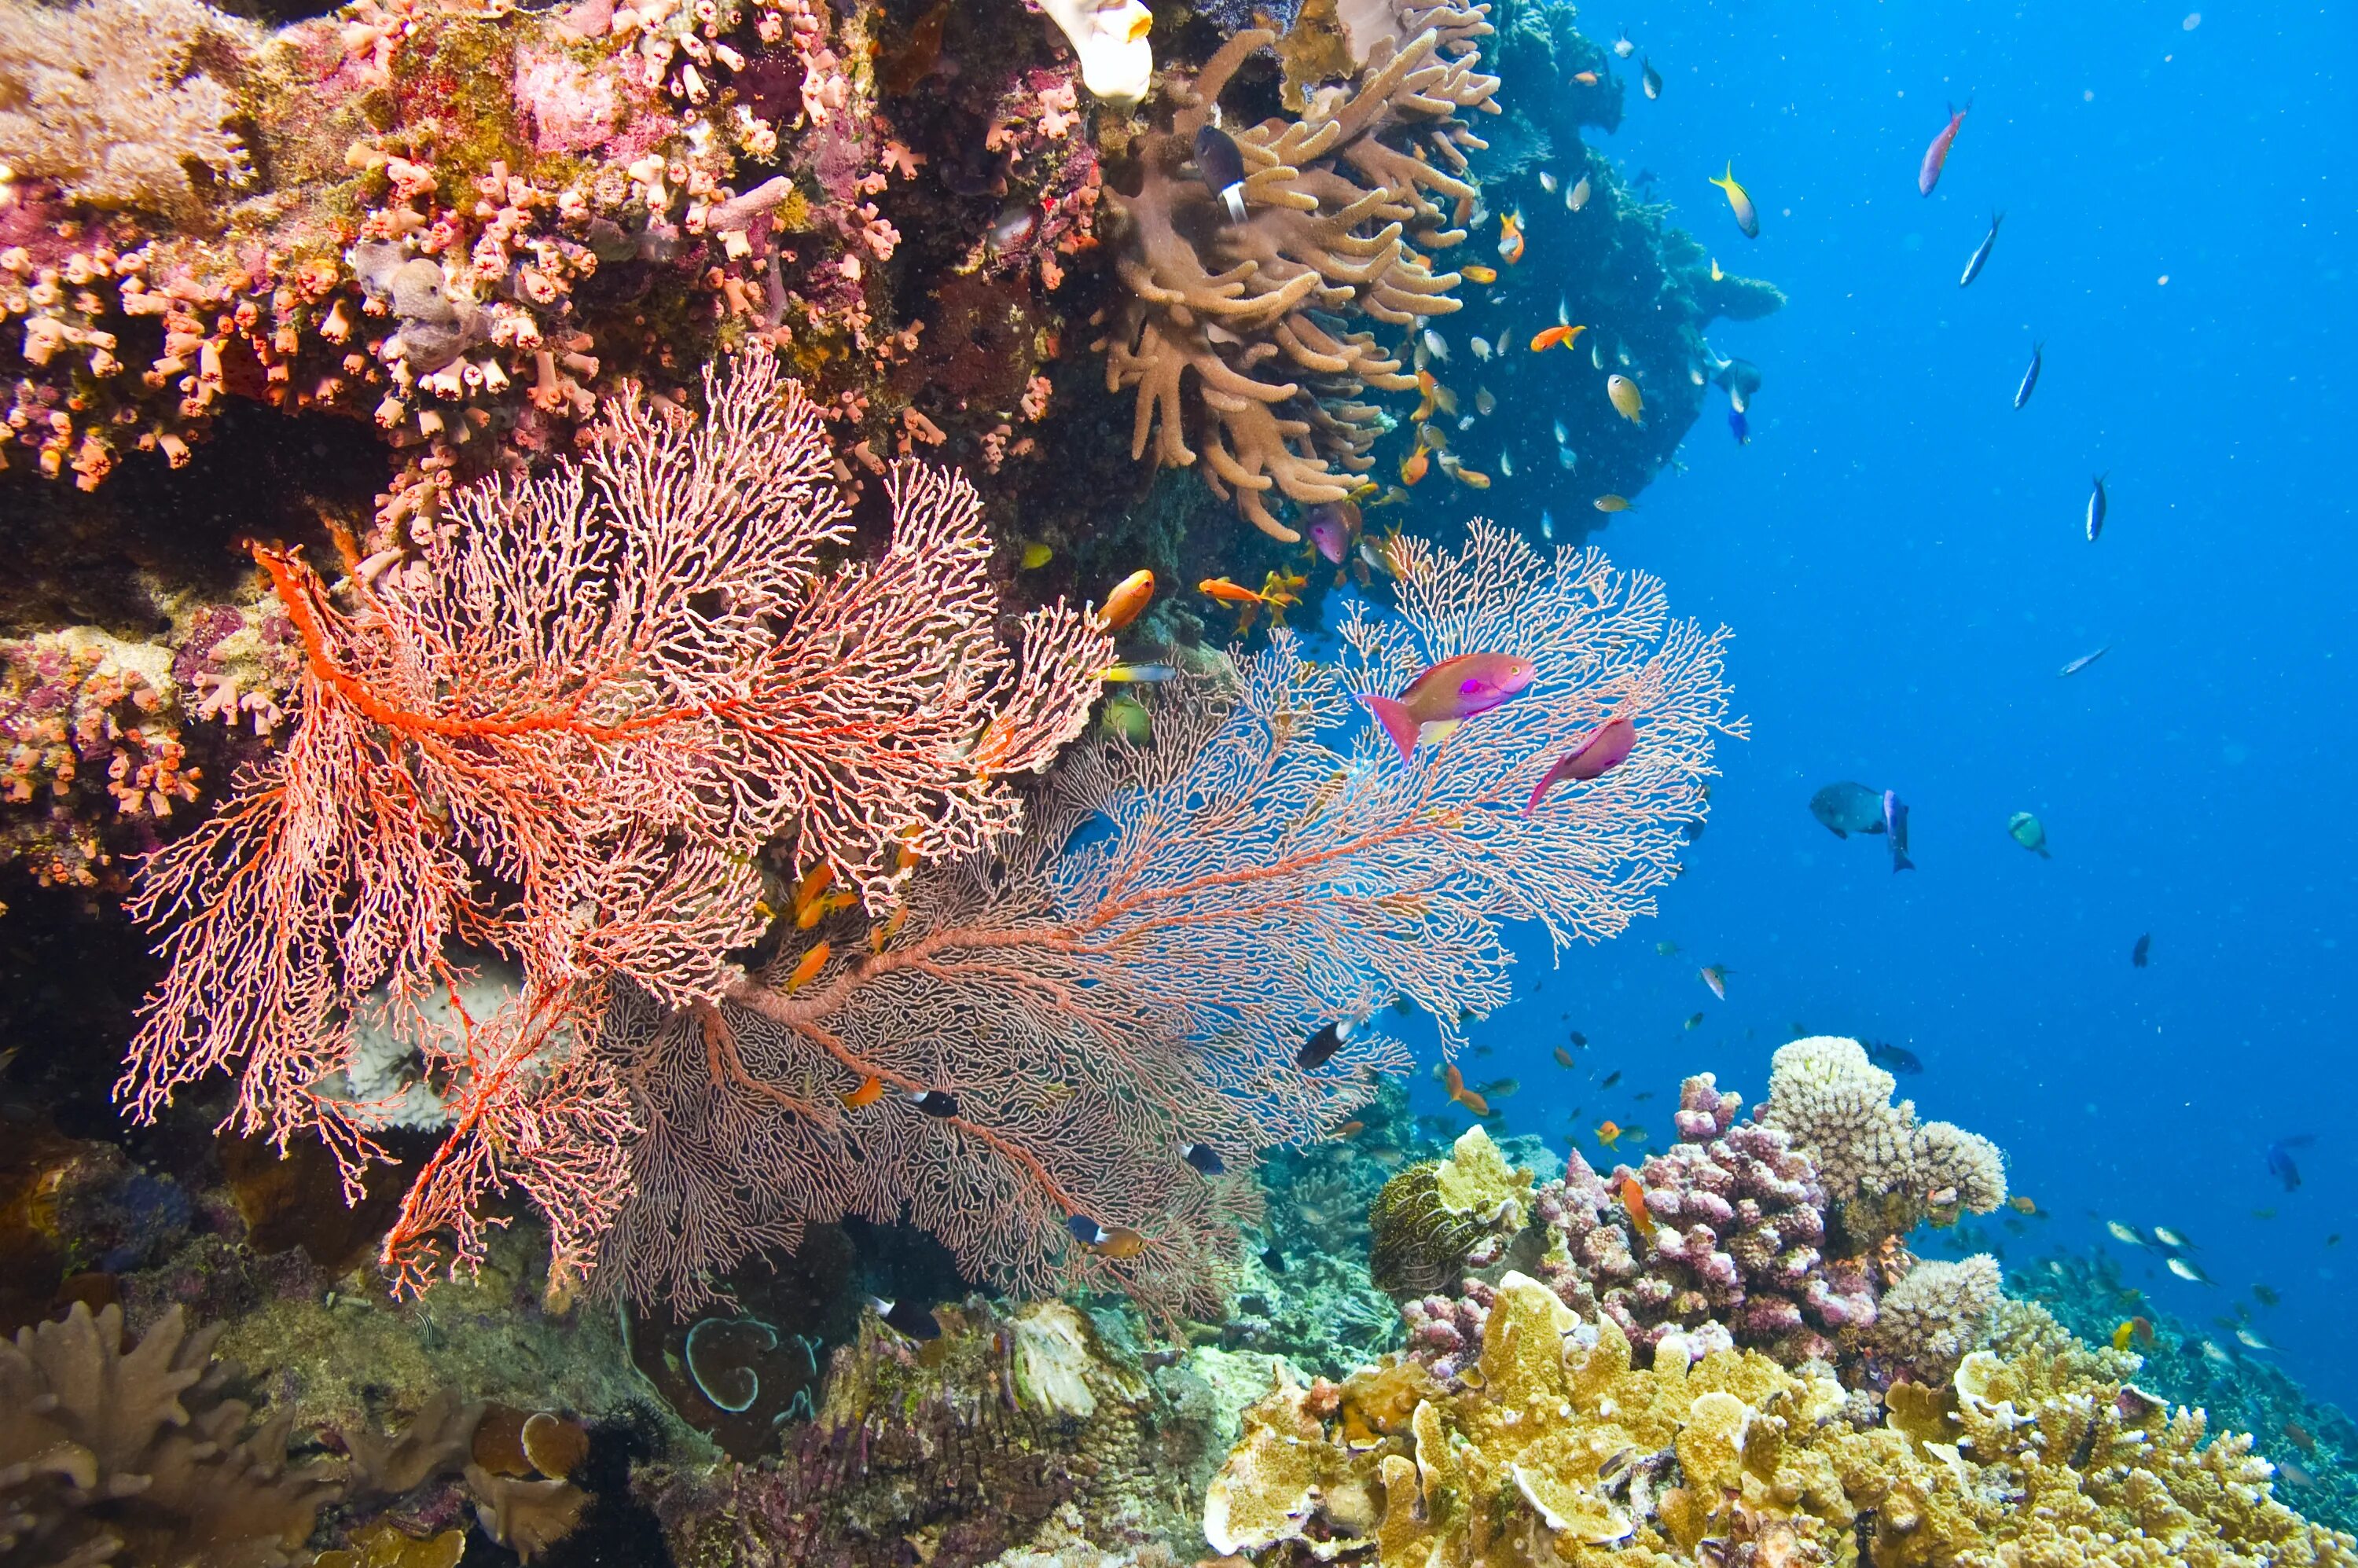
[1497,210,1526,264]
[1708,161,1760,239]
[1099,662,1178,682]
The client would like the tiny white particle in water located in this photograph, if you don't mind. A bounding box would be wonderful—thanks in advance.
[2158,274,2170,285]
[2182,11,2201,28]
[2083,88,2096,101]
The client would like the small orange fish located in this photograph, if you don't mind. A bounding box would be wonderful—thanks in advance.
[1401,443,1430,485]
[1446,463,1492,490]
[1529,324,1587,353]
[1199,576,1269,606]
[1593,494,1633,513]
[1617,1173,1656,1239]
[1574,70,1600,85]
[842,1074,886,1109]
[1553,1046,1576,1068]
[1699,964,1730,1001]
[1460,263,1497,284]
[1497,210,1526,265]
[784,940,831,993]
[1098,569,1155,632]
[789,862,834,924]
[1333,1119,1365,1139]
[1595,1118,1623,1148]
[869,903,909,952]
[2007,1194,2037,1214]
[1414,368,1459,417]
[1075,1222,1147,1258]
[800,890,858,929]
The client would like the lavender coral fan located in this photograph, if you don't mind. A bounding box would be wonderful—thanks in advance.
[599,520,1734,1318]
[0,0,255,212]
[1096,11,1498,541]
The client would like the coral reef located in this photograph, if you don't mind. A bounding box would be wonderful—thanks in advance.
[117,345,1110,1294]
[1757,1035,2008,1248]
[0,1301,339,1568]
[1202,1269,2358,1567]
[642,1294,1221,1566]
[597,520,1732,1320]
[1869,1253,2003,1384]
[1095,7,1498,539]
[1368,1125,1530,1298]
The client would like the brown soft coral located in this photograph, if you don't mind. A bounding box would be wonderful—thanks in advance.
[1096,9,1497,541]
[0,1301,340,1568]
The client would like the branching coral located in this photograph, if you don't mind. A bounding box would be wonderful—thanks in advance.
[1202,1271,2358,1566]
[0,1302,341,1568]
[0,0,256,214]
[1870,1254,2003,1385]
[1096,9,1498,540]
[597,520,1733,1320]
[1757,1035,2007,1248]
[118,345,1111,1296]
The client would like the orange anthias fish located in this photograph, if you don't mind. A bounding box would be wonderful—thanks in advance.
[1332,1118,1365,1139]
[1413,368,1460,419]
[1596,1118,1623,1148]
[869,903,910,952]
[1443,1063,1492,1117]
[1361,651,1539,763]
[1497,210,1526,265]
[1460,263,1497,285]
[1919,99,1969,196]
[789,861,834,924]
[1199,576,1270,607]
[1098,568,1155,632]
[1401,442,1431,485]
[1699,964,1731,1001]
[1529,324,1587,354]
[842,1073,887,1109]
[784,941,831,993]
[1525,715,1638,814]
[1617,1173,1656,1239]
[1573,70,1600,85]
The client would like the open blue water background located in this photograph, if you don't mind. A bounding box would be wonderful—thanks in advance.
[1402,0,2355,1405]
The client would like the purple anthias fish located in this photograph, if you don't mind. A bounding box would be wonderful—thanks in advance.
[1303,499,1361,566]
[1882,788,1913,872]
[1361,652,1537,762]
[1525,716,1638,815]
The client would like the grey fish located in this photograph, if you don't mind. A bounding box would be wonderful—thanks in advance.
[1883,789,1913,872]
[2058,645,2110,677]
[1959,211,2004,287]
[1809,780,1886,839]
[2086,474,2109,542]
[2014,341,2044,409]
[1641,57,1663,99]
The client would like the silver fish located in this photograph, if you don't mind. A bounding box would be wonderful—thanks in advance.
[1471,336,1493,361]
[2168,1256,2212,1285]
[1539,171,1559,193]
[2014,341,2044,409]
[2058,645,2111,678]
[1569,174,1591,211]
[1959,211,2004,287]
[1556,446,1576,469]
[2086,473,2109,542]
[1552,417,1569,445]
[1422,329,1449,362]
[1499,450,1514,478]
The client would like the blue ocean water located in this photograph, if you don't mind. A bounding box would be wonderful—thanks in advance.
[1416,0,2355,1405]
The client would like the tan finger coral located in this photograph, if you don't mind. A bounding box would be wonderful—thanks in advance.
[1096,6,1497,541]
[1757,1035,2007,1247]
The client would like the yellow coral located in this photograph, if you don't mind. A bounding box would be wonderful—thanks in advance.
[1200,1276,2358,1568]
[1368,1126,1534,1295]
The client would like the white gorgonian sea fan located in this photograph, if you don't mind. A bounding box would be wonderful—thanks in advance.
[600,519,1741,1319]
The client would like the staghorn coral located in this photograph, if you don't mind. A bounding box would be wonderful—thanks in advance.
[0,0,256,214]
[1096,10,1498,540]
[0,1301,340,1568]
[1869,1254,2003,1385]
[1757,1036,2007,1248]
[1201,1270,2358,1567]
[117,344,1111,1297]
[1369,1125,1530,1298]
[596,520,1732,1320]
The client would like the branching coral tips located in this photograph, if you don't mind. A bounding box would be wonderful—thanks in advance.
[1361,653,1537,763]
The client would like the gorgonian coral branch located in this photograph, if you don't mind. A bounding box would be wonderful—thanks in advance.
[119,344,1110,1294]
[599,520,1739,1319]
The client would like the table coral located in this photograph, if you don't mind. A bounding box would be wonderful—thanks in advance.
[1095,6,1497,541]
[1200,1271,2358,1567]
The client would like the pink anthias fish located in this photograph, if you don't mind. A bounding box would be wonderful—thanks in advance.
[1919,100,1969,196]
[1362,652,1538,763]
[1522,715,1637,814]
[1302,499,1362,566]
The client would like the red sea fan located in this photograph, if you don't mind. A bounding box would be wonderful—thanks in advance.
[600,520,1741,1320]
[118,343,1111,1294]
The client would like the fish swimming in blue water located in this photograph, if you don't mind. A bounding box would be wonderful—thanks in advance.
[2132,931,2151,968]
[1809,781,1886,839]
[1728,408,1749,445]
[2085,474,2109,542]
[2058,645,2110,678]
[1959,211,2004,287]
[2267,1136,2316,1192]
[2014,342,2044,409]
[1864,1039,1923,1074]
[1882,789,1913,872]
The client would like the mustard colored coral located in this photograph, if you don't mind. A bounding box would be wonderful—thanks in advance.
[1200,1272,2358,1566]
